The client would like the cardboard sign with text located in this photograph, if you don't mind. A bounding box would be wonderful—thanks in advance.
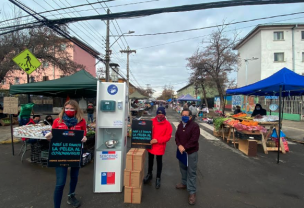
[3,97,18,114]
[48,129,84,167]
[131,120,152,149]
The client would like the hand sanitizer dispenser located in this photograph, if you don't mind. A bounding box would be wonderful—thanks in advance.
[100,100,116,112]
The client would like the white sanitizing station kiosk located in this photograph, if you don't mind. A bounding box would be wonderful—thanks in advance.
[94,82,128,193]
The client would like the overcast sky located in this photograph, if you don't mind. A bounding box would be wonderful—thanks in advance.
[1,0,304,97]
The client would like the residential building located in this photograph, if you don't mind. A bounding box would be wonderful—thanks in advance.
[1,37,99,89]
[234,23,304,87]
[176,82,217,106]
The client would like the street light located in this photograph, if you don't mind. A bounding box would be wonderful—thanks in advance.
[105,30,135,82]
[110,31,135,48]
[244,57,259,114]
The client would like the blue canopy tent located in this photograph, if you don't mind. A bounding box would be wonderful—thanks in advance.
[226,67,304,163]
[177,94,200,101]
[167,98,172,102]
[226,68,304,96]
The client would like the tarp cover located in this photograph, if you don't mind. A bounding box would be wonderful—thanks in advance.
[177,94,200,101]
[226,68,304,96]
[129,91,148,99]
[9,70,97,98]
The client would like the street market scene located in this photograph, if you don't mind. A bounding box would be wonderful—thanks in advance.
[1,0,304,208]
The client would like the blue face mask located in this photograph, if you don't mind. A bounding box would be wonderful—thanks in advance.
[182,116,190,123]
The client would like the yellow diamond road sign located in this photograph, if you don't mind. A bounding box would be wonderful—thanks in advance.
[12,49,41,75]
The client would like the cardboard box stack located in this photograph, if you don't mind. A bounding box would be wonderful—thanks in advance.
[124,148,146,204]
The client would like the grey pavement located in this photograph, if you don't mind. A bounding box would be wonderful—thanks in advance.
[0,108,304,207]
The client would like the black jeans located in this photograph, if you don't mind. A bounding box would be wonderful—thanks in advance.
[148,152,163,178]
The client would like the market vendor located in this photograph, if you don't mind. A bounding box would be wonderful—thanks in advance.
[234,106,242,114]
[251,104,267,117]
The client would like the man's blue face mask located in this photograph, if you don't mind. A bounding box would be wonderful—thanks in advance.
[182,116,190,123]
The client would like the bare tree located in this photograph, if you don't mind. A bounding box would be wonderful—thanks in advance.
[0,8,85,84]
[157,85,174,101]
[187,26,239,112]
[188,64,215,108]
[137,87,155,98]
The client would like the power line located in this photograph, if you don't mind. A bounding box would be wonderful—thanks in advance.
[95,1,127,49]
[136,16,304,51]
[0,0,160,25]
[124,11,304,36]
[59,0,106,48]
[34,0,100,53]
[48,0,304,24]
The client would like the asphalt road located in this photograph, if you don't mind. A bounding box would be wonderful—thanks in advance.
[0,108,304,208]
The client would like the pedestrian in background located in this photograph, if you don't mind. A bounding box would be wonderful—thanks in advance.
[87,101,94,123]
[189,102,198,122]
[143,107,172,189]
[45,100,87,208]
[175,109,200,205]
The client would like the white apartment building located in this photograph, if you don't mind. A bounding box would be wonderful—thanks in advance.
[234,23,304,87]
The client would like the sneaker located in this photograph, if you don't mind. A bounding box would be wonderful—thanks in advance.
[67,194,81,208]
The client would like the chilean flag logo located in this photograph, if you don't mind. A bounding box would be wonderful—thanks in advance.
[101,172,115,185]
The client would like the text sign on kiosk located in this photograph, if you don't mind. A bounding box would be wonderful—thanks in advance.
[48,129,84,167]
[131,120,152,149]
[100,100,116,112]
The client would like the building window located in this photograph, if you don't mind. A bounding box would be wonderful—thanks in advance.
[302,52,304,62]
[274,53,284,62]
[43,76,49,81]
[43,61,49,68]
[302,31,304,40]
[15,77,20,84]
[274,31,284,40]
[60,43,66,51]
[30,76,35,83]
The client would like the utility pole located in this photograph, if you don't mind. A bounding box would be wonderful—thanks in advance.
[105,9,110,82]
[120,46,136,93]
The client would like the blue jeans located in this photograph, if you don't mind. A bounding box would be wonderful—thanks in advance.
[88,113,93,123]
[54,167,80,208]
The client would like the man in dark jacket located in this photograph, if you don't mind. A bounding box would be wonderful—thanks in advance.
[175,109,200,205]
[87,102,94,123]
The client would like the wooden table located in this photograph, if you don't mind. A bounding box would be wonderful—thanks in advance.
[222,120,286,154]
[221,124,238,147]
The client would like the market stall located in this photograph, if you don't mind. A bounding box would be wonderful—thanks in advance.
[226,67,304,162]
[129,91,148,118]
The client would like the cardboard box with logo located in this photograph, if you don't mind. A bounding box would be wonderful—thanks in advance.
[124,148,146,204]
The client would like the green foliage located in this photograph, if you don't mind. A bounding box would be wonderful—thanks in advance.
[213,117,229,131]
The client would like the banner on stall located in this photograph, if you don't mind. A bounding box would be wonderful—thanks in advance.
[131,120,152,149]
[48,129,84,167]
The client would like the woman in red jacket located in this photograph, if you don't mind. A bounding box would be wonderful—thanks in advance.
[143,107,172,189]
[45,100,87,208]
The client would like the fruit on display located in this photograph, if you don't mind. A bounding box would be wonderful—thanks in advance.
[241,120,258,126]
[223,118,240,127]
[254,114,263,119]
[234,123,267,133]
[232,113,247,118]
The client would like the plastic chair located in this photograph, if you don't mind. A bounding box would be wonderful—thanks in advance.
[19,140,31,162]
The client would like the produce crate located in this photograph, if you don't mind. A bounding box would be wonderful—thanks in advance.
[235,131,262,140]
[213,129,222,137]
[0,118,12,126]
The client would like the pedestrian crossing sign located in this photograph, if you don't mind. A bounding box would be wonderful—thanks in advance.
[12,49,41,75]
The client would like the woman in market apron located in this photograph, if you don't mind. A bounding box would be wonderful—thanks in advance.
[45,100,87,208]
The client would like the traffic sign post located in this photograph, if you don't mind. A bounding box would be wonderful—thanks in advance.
[12,49,41,103]
[12,49,41,75]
